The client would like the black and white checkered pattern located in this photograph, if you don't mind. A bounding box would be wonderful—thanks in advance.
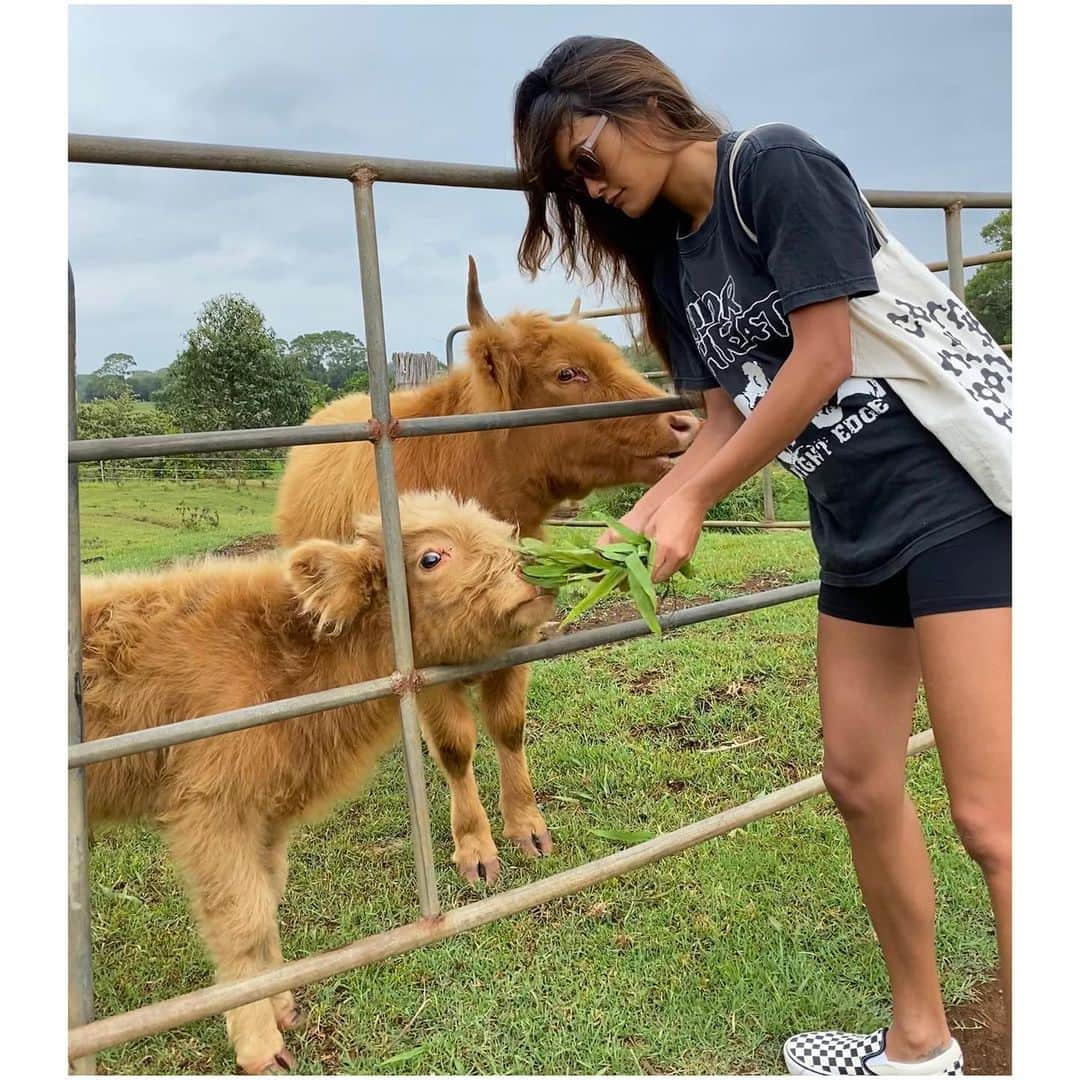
[782,1027,964,1075]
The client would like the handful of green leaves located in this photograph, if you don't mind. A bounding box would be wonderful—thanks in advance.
[518,517,695,636]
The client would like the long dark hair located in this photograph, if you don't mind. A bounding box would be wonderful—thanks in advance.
[512,36,727,368]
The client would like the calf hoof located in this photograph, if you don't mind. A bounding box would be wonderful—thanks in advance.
[458,853,501,886]
[453,830,500,886]
[510,828,554,858]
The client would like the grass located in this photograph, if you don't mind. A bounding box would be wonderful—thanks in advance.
[580,468,811,528]
[79,486,997,1075]
[78,478,280,575]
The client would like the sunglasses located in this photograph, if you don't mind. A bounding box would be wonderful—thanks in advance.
[564,114,609,191]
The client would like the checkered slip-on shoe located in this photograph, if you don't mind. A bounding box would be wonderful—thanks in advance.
[783,1028,964,1075]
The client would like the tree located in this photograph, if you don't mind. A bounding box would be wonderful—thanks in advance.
[623,335,664,375]
[339,367,370,396]
[285,330,368,393]
[76,389,179,481]
[157,295,318,485]
[78,352,137,401]
[159,294,317,433]
[98,352,136,380]
[128,369,165,402]
[77,389,178,442]
[965,210,1011,346]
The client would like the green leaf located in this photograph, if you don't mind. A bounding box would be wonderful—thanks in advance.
[590,827,656,844]
[624,552,657,609]
[678,558,696,579]
[559,567,625,628]
[520,563,570,578]
[377,1047,426,1068]
[600,515,646,544]
[625,565,662,636]
[597,543,637,561]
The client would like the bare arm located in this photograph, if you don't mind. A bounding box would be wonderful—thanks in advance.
[648,298,855,580]
[607,388,744,538]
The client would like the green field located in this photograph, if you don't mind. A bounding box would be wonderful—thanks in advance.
[79,480,994,1075]
[79,478,281,575]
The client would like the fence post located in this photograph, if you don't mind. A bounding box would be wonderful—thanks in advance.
[68,264,97,1075]
[944,201,965,300]
[351,173,441,918]
[761,464,775,524]
[393,351,439,388]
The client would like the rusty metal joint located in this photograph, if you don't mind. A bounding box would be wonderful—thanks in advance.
[390,669,426,696]
[351,165,378,187]
[387,418,402,439]
[367,418,383,442]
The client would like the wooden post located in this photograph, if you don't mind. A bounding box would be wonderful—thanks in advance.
[392,351,439,388]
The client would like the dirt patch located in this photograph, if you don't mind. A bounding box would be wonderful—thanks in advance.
[946,973,1011,1074]
[729,569,795,594]
[213,533,278,558]
[617,669,667,693]
[692,675,766,710]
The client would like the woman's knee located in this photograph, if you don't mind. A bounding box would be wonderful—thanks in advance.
[950,802,1011,875]
[822,758,905,821]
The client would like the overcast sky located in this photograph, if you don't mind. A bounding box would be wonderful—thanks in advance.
[68,4,1011,374]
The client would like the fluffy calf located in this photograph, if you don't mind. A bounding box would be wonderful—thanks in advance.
[81,493,553,1074]
[275,259,700,878]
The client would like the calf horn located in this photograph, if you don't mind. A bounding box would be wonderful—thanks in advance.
[466,255,494,327]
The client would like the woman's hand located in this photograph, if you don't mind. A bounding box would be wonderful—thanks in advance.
[595,500,656,548]
[645,489,709,583]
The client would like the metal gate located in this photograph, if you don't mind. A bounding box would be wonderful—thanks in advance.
[67,132,1010,1069]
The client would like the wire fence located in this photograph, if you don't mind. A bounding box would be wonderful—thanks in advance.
[67,131,1011,1070]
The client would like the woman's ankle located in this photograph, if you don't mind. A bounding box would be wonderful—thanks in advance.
[884,1018,954,1063]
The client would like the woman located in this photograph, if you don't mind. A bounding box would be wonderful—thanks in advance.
[512,36,1009,1077]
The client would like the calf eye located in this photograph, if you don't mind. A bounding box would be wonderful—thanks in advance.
[419,551,443,570]
[557,368,577,383]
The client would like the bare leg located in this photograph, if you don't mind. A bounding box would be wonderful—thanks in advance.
[914,608,1011,1017]
[818,614,952,1061]
[477,665,552,857]
[418,686,500,884]
[165,807,295,1074]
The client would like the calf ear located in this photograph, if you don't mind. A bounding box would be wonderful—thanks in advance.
[286,539,384,638]
[468,329,521,411]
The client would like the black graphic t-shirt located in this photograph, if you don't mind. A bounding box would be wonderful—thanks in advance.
[654,124,1003,586]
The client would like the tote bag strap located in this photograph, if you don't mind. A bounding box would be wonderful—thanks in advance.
[728,123,890,248]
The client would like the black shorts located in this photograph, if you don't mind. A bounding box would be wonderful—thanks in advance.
[817,516,1012,628]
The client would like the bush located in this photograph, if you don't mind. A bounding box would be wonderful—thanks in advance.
[580,469,809,530]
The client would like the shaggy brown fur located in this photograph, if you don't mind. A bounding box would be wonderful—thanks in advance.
[81,493,553,1074]
[274,259,700,879]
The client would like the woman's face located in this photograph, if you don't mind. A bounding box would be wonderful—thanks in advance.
[553,113,674,218]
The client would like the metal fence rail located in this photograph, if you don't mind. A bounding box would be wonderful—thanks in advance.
[67,132,1010,1069]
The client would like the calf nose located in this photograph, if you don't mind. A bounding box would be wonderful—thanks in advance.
[667,411,700,447]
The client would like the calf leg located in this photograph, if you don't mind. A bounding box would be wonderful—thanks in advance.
[478,665,552,858]
[418,686,500,884]
[164,807,295,1075]
[261,821,304,1033]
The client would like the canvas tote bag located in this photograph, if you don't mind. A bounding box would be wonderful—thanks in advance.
[728,125,1012,515]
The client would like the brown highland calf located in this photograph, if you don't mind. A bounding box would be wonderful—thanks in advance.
[275,260,700,882]
[81,493,554,1074]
